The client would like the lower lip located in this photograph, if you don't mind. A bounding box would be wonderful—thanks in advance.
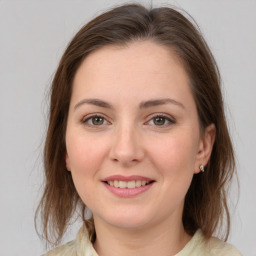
[103,182,154,197]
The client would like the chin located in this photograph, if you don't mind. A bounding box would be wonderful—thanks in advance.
[95,208,153,230]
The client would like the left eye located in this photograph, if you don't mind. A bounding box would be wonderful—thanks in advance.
[82,115,108,126]
[147,115,174,127]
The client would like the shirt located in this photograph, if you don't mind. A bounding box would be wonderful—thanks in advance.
[42,226,242,256]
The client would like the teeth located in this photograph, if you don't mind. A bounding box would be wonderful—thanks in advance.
[114,180,119,187]
[127,181,135,188]
[119,181,126,188]
[107,180,150,188]
[135,180,142,187]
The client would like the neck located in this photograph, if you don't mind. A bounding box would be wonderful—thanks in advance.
[93,217,191,256]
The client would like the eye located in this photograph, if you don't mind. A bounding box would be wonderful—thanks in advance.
[146,114,175,127]
[153,116,167,126]
[82,115,109,126]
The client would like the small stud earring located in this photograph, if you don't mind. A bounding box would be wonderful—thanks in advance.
[199,164,204,172]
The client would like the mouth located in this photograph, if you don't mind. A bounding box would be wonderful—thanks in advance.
[102,175,155,197]
[104,180,154,189]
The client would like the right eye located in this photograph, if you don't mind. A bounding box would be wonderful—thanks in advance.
[82,115,109,127]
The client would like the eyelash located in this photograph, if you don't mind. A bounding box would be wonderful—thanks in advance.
[82,114,110,127]
[81,113,175,128]
[146,113,176,128]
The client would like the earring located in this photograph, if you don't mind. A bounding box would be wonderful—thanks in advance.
[199,164,204,172]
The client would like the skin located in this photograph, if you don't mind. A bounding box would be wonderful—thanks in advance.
[65,40,215,256]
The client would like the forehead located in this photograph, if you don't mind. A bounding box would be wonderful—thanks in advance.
[79,41,185,74]
[75,41,188,84]
[71,40,194,108]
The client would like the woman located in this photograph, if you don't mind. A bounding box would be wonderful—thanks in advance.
[37,3,242,255]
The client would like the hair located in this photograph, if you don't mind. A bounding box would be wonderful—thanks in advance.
[36,3,236,246]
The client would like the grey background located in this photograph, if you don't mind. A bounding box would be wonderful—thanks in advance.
[0,0,255,255]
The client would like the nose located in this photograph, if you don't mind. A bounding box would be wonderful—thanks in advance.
[109,123,145,166]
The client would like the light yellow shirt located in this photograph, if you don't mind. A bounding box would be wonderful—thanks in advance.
[42,226,242,256]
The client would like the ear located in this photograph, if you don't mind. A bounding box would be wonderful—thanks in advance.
[194,123,216,174]
[65,153,71,171]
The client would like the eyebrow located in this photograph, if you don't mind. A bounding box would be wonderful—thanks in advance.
[139,98,185,109]
[74,98,185,110]
[74,99,113,110]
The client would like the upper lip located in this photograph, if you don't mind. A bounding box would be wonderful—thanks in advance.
[103,175,153,182]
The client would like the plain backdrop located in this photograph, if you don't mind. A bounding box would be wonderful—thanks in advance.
[0,0,255,255]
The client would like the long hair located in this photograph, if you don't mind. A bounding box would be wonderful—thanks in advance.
[36,3,235,246]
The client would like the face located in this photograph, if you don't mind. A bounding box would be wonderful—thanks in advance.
[65,41,214,232]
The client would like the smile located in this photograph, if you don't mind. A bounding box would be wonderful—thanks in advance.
[106,180,151,189]
[102,175,155,197]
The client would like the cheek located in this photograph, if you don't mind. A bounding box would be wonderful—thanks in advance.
[148,130,199,183]
[66,135,108,205]
[66,134,108,177]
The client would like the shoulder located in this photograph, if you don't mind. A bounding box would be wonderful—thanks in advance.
[41,225,98,256]
[41,240,76,256]
[177,230,242,256]
[205,236,243,256]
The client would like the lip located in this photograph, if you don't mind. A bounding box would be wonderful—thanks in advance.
[103,182,154,197]
[102,175,155,198]
[103,175,152,182]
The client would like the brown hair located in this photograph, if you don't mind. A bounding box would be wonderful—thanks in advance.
[36,3,235,245]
